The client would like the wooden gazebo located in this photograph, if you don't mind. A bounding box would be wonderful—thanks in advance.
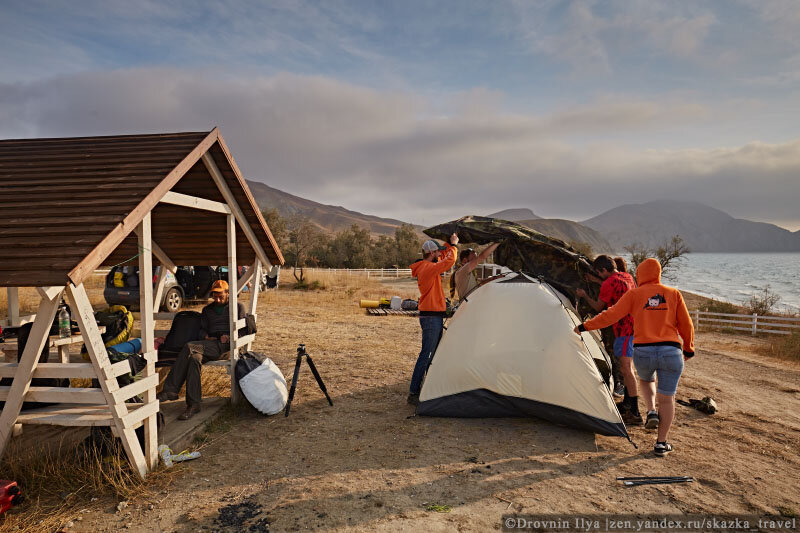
[0,129,283,476]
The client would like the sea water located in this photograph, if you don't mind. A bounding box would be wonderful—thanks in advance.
[638,253,800,312]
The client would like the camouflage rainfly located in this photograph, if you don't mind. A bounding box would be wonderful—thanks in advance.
[424,216,603,318]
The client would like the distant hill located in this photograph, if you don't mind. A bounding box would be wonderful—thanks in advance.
[245,180,414,236]
[487,208,540,221]
[581,200,800,252]
[518,219,614,253]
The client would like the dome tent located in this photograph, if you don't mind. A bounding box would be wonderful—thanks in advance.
[417,272,628,438]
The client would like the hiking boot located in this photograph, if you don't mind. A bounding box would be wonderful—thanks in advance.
[621,410,643,426]
[157,390,179,402]
[613,382,625,400]
[407,393,420,406]
[654,441,673,457]
[178,404,201,420]
[645,410,660,430]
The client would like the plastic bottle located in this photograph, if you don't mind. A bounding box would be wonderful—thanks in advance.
[158,444,173,467]
[58,305,71,338]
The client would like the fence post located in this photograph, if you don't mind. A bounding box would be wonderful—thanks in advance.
[752,313,758,336]
[694,309,700,328]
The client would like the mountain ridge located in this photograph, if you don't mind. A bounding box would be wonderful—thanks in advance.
[581,200,800,252]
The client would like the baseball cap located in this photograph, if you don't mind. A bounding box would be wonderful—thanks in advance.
[210,280,229,293]
[422,240,447,253]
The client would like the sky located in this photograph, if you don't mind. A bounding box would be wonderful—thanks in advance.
[1,0,799,230]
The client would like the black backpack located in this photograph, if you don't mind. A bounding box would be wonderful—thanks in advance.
[156,311,203,367]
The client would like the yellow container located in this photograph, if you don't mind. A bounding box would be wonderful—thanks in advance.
[360,299,380,308]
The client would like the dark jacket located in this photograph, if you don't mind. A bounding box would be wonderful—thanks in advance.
[199,302,247,340]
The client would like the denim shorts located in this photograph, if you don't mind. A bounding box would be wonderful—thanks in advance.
[613,335,634,358]
[633,345,684,396]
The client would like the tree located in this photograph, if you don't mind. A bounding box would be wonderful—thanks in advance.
[261,208,288,251]
[285,215,322,282]
[624,235,690,279]
[394,224,422,268]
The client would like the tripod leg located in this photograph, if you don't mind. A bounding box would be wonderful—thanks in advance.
[305,356,333,406]
[284,353,304,417]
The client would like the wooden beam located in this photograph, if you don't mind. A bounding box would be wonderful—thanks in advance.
[67,283,149,478]
[0,386,105,404]
[0,362,102,379]
[0,295,61,460]
[137,214,159,470]
[111,374,159,404]
[7,288,19,327]
[213,133,284,266]
[236,263,257,295]
[68,129,219,286]
[202,152,272,270]
[36,286,64,302]
[152,266,168,314]
[227,213,241,404]
[246,261,261,352]
[160,191,231,214]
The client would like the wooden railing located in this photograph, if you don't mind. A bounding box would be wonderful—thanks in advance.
[692,310,800,335]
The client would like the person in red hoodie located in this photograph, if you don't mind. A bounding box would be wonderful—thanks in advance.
[407,233,459,406]
[574,258,695,456]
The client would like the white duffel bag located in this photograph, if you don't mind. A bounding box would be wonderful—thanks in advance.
[234,352,288,415]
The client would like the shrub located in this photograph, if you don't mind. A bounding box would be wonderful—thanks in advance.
[761,331,800,361]
[293,279,326,291]
[703,299,740,314]
[743,285,781,316]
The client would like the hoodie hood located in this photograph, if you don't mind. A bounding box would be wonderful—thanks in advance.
[410,260,425,277]
[636,258,662,286]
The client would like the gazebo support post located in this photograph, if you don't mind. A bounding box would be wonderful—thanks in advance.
[6,288,19,327]
[137,214,159,470]
[227,213,241,404]
[67,283,150,478]
[0,288,63,459]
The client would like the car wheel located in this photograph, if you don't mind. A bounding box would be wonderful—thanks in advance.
[163,287,183,313]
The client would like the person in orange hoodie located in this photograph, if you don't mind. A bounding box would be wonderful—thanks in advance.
[407,233,459,406]
[574,258,695,456]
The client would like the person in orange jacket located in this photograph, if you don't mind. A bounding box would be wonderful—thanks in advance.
[407,233,459,406]
[574,258,695,456]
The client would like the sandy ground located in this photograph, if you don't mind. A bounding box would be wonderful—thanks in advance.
[15,277,800,531]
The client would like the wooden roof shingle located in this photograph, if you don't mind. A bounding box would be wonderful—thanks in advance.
[0,129,283,287]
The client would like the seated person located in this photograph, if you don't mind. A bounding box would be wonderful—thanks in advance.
[157,280,246,420]
[453,243,500,301]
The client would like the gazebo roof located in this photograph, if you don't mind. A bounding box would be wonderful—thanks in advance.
[0,128,283,287]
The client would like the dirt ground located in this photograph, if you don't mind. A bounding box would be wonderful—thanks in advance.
[8,275,800,531]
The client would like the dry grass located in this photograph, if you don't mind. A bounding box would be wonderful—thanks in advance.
[760,331,800,361]
[0,438,174,533]
[0,271,410,531]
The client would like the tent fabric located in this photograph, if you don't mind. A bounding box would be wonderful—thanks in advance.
[423,216,601,317]
[417,272,627,438]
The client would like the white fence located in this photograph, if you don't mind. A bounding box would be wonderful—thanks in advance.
[303,268,413,279]
[693,310,800,336]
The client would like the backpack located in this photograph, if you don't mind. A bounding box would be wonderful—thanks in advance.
[81,305,134,360]
[156,311,203,367]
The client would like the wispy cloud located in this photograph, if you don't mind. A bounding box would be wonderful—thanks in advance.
[2,68,797,229]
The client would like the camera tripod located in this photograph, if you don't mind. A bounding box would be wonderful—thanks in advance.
[284,343,333,417]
